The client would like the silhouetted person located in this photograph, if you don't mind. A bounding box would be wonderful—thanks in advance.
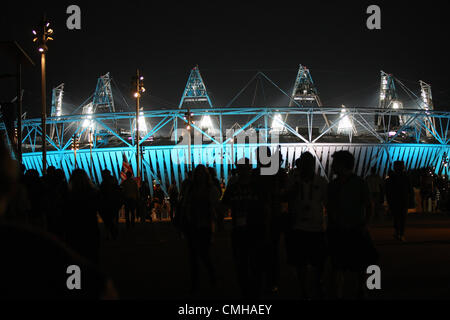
[385,161,414,241]
[0,137,117,299]
[138,180,150,223]
[168,181,179,222]
[44,167,68,240]
[175,172,193,235]
[65,169,101,264]
[222,158,258,297]
[23,169,46,228]
[208,167,224,232]
[99,170,122,240]
[4,161,30,225]
[153,184,165,220]
[420,168,434,213]
[366,166,385,223]
[327,151,377,299]
[253,146,286,295]
[121,171,138,228]
[286,152,328,299]
[180,165,219,293]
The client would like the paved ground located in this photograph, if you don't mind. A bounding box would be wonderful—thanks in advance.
[99,214,450,300]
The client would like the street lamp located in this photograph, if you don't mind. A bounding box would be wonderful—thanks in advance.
[184,109,193,170]
[132,69,145,180]
[33,16,53,175]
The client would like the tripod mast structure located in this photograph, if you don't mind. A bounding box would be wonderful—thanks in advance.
[420,80,436,137]
[289,64,330,128]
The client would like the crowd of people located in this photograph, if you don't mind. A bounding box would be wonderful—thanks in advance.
[1,133,449,299]
[168,148,379,299]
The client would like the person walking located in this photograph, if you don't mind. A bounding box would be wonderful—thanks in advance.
[121,171,138,229]
[366,166,385,223]
[385,161,414,241]
[179,165,219,294]
[286,152,328,299]
[326,151,378,299]
[65,169,101,264]
[99,170,122,240]
[222,158,264,298]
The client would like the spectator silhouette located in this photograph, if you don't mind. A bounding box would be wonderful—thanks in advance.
[326,150,378,299]
[23,168,46,228]
[253,146,287,296]
[222,158,258,297]
[180,165,218,294]
[66,169,101,264]
[208,167,224,232]
[0,137,116,299]
[366,166,385,223]
[420,168,434,213]
[138,180,150,223]
[99,170,122,240]
[153,184,165,220]
[168,180,179,222]
[121,171,138,228]
[286,152,328,299]
[44,166,68,240]
[385,161,414,241]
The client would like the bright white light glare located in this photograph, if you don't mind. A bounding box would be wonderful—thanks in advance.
[134,112,147,133]
[271,113,284,132]
[82,104,94,129]
[200,114,213,130]
[421,89,430,110]
[388,131,397,137]
[392,101,400,109]
[338,107,353,133]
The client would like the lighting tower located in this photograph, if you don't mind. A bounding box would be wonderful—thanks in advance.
[32,15,54,175]
[50,83,64,142]
[132,69,145,180]
[93,73,115,113]
[178,66,213,108]
[175,66,214,143]
[289,64,330,127]
[377,71,403,130]
[420,80,436,137]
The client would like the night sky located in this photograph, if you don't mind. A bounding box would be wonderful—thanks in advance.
[1,1,449,117]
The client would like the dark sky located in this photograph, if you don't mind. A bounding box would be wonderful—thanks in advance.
[1,0,449,117]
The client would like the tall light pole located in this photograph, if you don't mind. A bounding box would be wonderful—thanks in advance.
[89,128,93,176]
[33,16,53,176]
[184,108,193,171]
[132,69,145,180]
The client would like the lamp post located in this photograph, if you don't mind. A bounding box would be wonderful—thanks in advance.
[89,128,93,174]
[185,108,193,171]
[32,16,53,176]
[132,69,145,180]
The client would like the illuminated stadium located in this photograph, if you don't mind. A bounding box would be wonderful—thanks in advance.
[3,65,449,196]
